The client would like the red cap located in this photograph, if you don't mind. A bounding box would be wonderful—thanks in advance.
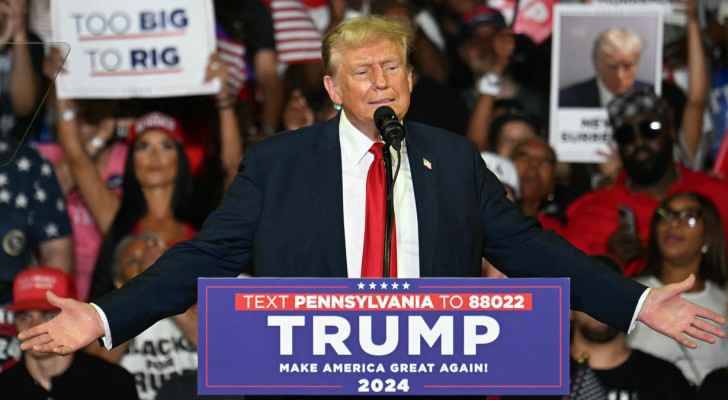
[8,267,76,312]
[127,112,185,144]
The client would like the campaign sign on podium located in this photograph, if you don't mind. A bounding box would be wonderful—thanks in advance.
[198,278,570,396]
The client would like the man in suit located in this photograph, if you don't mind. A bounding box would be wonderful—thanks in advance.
[17,15,724,370]
[560,28,653,108]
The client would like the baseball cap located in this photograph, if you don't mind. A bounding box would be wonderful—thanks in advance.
[606,87,669,130]
[127,112,185,144]
[461,6,507,38]
[8,267,76,312]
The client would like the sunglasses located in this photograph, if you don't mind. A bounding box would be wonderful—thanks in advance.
[656,207,703,228]
[613,119,664,145]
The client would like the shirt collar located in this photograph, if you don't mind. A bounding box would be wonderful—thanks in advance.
[596,78,615,107]
[339,110,378,167]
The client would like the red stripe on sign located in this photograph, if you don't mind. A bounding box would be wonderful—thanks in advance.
[91,68,183,77]
[79,30,186,41]
[234,293,533,311]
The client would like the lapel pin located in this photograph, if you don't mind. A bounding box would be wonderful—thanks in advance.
[423,158,432,170]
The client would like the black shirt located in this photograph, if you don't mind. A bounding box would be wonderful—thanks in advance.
[0,351,139,400]
[510,350,695,400]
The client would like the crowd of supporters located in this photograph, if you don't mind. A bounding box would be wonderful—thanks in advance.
[0,0,727,398]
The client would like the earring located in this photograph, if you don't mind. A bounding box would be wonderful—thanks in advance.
[333,103,342,111]
[701,244,709,254]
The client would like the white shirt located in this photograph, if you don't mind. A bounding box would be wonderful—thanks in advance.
[120,318,198,400]
[339,110,420,278]
[597,78,616,107]
[628,276,728,385]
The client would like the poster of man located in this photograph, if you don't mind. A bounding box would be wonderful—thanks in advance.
[549,5,663,163]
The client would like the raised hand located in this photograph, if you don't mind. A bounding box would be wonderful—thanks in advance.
[18,291,105,355]
[638,274,726,348]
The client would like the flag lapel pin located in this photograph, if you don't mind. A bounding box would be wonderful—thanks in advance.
[423,158,432,170]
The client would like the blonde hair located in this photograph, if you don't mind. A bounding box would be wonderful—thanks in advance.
[322,15,413,75]
[592,28,643,63]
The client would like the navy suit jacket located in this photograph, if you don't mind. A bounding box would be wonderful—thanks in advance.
[96,115,645,346]
[559,78,653,108]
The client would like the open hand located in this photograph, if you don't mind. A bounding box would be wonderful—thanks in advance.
[638,274,726,348]
[18,291,105,355]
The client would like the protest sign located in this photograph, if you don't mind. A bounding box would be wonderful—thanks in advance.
[491,0,555,44]
[198,278,570,396]
[549,5,663,163]
[51,0,218,98]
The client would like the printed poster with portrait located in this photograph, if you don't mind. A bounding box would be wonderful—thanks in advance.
[549,5,663,163]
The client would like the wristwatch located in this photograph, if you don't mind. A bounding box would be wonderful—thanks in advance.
[477,73,502,97]
[61,108,77,122]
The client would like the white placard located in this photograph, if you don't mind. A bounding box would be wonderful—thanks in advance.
[593,0,686,26]
[52,0,218,99]
[549,5,663,163]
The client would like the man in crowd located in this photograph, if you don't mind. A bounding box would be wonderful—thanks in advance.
[16,17,725,384]
[560,28,652,108]
[0,267,138,399]
[564,88,728,275]
[101,234,198,400]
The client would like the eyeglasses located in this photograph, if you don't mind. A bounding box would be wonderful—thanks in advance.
[656,207,703,228]
[613,119,664,145]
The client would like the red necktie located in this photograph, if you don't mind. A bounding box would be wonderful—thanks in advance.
[361,143,397,277]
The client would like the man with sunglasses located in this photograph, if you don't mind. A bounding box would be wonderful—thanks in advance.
[564,88,728,276]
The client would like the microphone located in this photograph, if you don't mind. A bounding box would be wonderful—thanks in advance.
[374,106,405,151]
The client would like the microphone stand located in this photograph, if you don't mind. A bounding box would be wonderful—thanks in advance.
[382,143,401,278]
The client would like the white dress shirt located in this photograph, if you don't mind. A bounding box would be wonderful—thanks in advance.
[339,110,420,278]
[93,111,648,349]
[597,78,616,107]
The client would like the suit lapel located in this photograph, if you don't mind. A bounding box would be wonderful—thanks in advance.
[313,116,348,277]
[404,122,438,277]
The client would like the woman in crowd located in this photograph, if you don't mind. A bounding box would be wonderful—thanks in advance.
[627,192,728,385]
[52,52,242,300]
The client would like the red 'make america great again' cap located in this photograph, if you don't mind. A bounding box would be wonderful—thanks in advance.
[8,267,76,312]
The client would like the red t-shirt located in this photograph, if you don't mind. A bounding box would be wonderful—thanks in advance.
[563,165,728,276]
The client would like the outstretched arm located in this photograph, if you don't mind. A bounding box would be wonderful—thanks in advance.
[475,147,725,343]
[19,146,266,353]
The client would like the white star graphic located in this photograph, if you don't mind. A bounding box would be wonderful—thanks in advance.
[15,193,27,208]
[45,223,59,237]
[34,189,47,202]
[357,282,366,290]
[0,189,10,203]
[56,198,65,211]
[17,157,31,172]
[391,282,399,290]
[0,173,7,186]
[41,163,52,176]
[380,282,388,289]
[368,282,377,290]
[402,282,410,290]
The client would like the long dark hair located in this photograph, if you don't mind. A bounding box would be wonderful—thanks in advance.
[89,139,194,300]
[643,192,727,287]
